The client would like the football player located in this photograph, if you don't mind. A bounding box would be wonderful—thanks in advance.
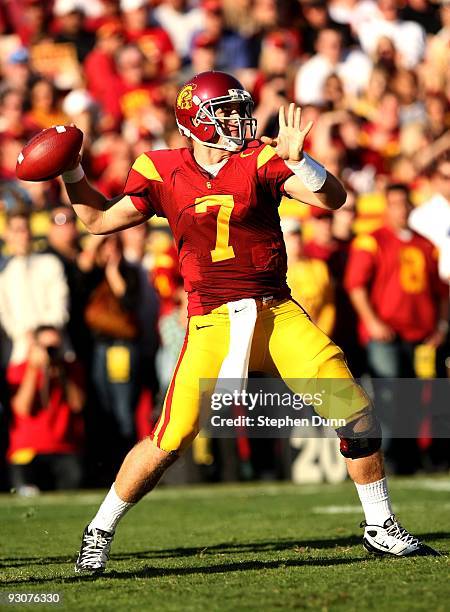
[61,71,438,573]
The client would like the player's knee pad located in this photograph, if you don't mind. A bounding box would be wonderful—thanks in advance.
[336,408,382,459]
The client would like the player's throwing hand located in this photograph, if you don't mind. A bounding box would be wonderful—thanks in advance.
[261,103,313,163]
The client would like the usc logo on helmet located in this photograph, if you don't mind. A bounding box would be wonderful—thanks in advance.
[176,83,197,110]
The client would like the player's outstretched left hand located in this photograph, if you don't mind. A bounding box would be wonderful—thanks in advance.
[261,103,313,163]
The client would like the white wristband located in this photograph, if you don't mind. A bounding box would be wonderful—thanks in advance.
[285,153,327,192]
[62,164,85,183]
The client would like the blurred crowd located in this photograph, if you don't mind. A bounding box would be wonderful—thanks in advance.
[0,0,449,493]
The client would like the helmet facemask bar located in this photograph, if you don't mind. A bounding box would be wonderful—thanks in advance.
[193,89,257,151]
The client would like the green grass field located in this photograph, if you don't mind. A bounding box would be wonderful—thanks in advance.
[0,477,449,611]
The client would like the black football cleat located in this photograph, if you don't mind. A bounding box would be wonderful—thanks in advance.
[75,526,114,574]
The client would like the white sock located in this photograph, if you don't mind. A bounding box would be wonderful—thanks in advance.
[355,477,393,526]
[88,484,135,533]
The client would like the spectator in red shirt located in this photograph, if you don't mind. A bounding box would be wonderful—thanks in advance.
[345,183,448,472]
[345,182,448,371]
[7,325,85,494]
[5,0,51,47]
[120,0,179,77]
[83,19,125,130]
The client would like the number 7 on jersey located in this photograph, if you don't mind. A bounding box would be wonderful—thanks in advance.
[195,195,236,263]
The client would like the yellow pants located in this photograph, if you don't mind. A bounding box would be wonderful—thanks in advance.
[151,298,369,452]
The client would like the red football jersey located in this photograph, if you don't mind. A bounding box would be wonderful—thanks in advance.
[344,226,445,343]
[125,27,175,74]
[123,141,294,315]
